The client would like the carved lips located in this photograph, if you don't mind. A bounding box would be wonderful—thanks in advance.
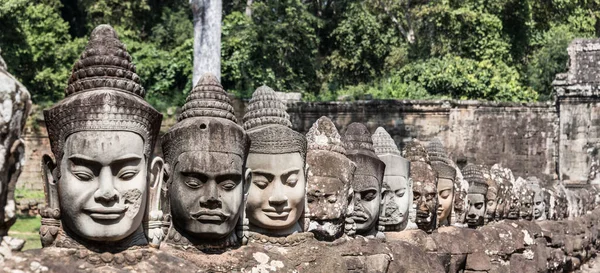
[190,210,230,222]
[262,208,292,219]
[350,211,370,223]
[84,206,128,221]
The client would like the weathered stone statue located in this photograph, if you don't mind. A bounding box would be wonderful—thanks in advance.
[480,166,499,224]
[305,117,355,241]
[343,123,385,238]
[513,177,534,221]
[372,127,411,232]
[403,140,437,233]
[161,74,249,251]
[463,164,488,228]
[426,138,455,227]
[41,25,164,251]
[526,176,546,220]
[490,164,509,221]
[243,85,308,238]
[0,48,32,257]
[451,168,469,227]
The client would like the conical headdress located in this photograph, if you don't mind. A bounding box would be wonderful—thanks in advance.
[178,74,237,123]
[243,86,306,159]
[243,85,292,130]
[44,24,162,166]
[372,127,409,177]
[372,127,401,156]
[343,123,385,188]
[426,138,456,180]
[403,140,430,164]
[463,164,488,195]
[306,116,345,155]
[162,74,248,165]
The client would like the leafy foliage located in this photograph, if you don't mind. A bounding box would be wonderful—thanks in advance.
[1,0,599,108]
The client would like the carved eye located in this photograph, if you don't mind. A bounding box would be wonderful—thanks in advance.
[286,174,299,187]
[307,195,316,203]
[327,195,338,203]
[395,190,405,198]
[413,193,421,201]
[475,203,484,209]
[253,180,269,189]
[221,181,237,191]
[185,179,202,189]
[362,190,377,201]
[426,193,436,201]
[118,170,139,181]
[487,201,495,207]
[439,189,451,199]
[73,171,93,182]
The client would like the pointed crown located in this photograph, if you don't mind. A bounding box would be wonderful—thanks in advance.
[244,85,306,159]
[306,116,345,155]
[343,123,385,181]
[243,85,292,130]
[44,24,162,168]
[162,74,248,165]
[178,74,237,123]
[463,164,488,195]
[372,127,401,156]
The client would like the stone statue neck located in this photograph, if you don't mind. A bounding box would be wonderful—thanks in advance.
[248,222,302,237]
[163,224,240,253]
[55,224,148,252]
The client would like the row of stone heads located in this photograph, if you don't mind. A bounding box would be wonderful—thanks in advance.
[37,24,598,253]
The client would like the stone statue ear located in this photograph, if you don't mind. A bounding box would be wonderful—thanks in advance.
[41,154,59,210]
[148,157,165,212]
[244,168,252,194]
[146,156,165,248]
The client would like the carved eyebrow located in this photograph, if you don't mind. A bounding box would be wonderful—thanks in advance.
[281,168,301,177]
[110,154,142,167]
[68,154,101,169]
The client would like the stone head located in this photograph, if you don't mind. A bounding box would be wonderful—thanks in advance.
[512,177,534,220]
[463,164,487,228]
[481,166,499,223]
[42,25,163,247]
[452,168,469,225]
[426,138,455,227]
[554,184,569,220]
[543,188,555,220]
[305,117,355,241]
[525,177,546,220]
[162,74,249,246]
[343,123,385,237]
[404,140,437,233]
[243,86,307,236]
[372,127,411,231]
[490,165,508,221]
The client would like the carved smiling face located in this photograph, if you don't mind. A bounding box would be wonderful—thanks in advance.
[246,152,306,233]
[170,152,244,239]
[59,131,147,241]
[436,177,454,225]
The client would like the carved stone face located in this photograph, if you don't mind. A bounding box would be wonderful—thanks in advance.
[381,175,410,227]
[59,131,147,241]
[413,180,437,231]
[246,152,306,232]
[351,174,382,233]
[170,152,244,239]
[506,193,520,220]
[306,152,352,240]
[436,178,454,225]
[453,189,467,223]
[466,193,485,227]
[485,190,498,222]
[532,190,545,220]
[519,190,534,220]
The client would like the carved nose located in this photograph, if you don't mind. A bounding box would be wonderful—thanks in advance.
[94,168,118,203]
[269,194,288,207]
[200,197,222,210]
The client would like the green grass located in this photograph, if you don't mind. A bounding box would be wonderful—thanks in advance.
[14,188,45,200]
[8,215,41,250]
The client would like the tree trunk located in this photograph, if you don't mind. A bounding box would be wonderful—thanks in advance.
[245,0,253,17]
[190,0,222,85]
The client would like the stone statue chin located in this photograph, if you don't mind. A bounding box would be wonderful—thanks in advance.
[246,152,307,235]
